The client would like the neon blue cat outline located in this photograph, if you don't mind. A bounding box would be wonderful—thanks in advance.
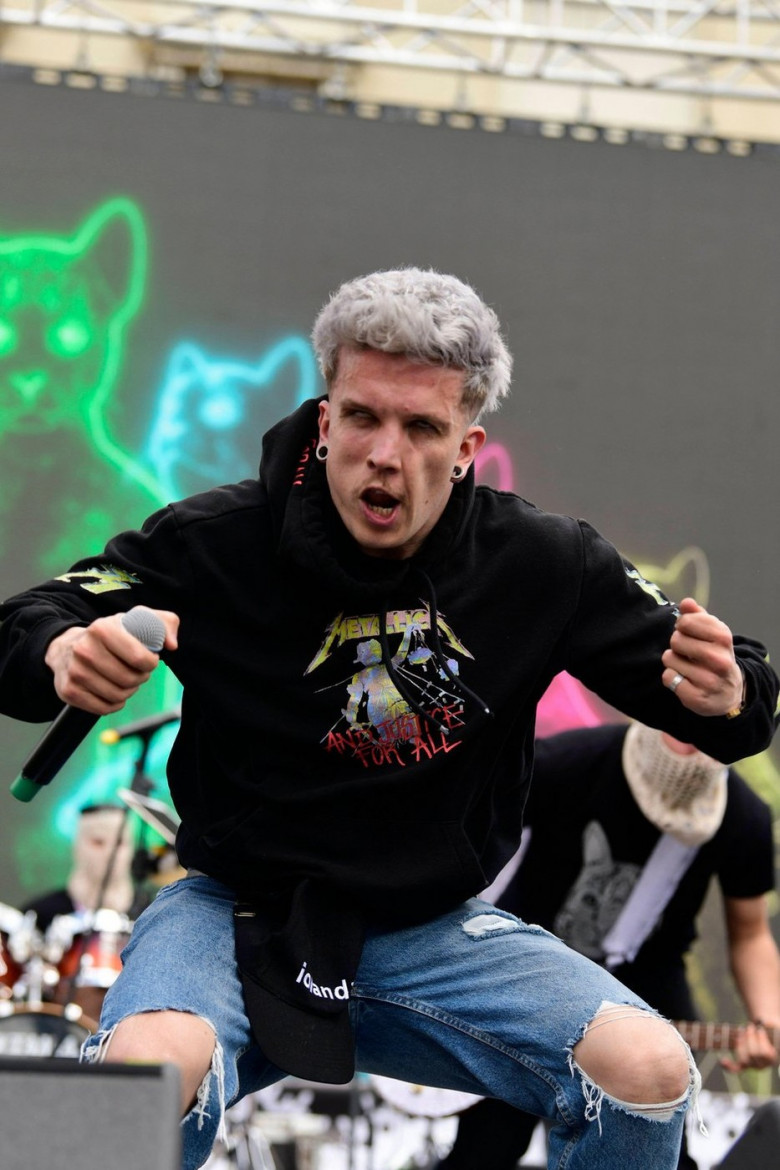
[146,336,318,500]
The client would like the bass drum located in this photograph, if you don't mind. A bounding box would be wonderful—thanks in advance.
[371,1075,482,1118]
[0,1002,96,1060]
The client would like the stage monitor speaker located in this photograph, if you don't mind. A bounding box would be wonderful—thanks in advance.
[714,1099,780,1169]
[0,1056,181,1170]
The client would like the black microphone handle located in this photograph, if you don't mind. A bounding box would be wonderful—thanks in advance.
[10,606,166,803]
[20,705,99,786]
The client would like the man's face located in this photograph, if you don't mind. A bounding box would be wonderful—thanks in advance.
[73,810,133,882]
[319,347,485,559]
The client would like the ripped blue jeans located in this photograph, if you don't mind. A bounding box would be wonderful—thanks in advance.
[82,875,698,1170]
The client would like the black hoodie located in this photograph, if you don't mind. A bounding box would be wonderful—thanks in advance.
[0,399,778,1077]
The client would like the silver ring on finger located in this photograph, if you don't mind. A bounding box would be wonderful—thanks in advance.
[669,672,685,694]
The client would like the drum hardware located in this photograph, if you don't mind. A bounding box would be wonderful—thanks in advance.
[0,727,176,1044]
[252,1110,339,1170]
[46,907,133,1020]
[0,723,176,1022]
[17,953,61,1007]
[221,1076,480,1170]
[0,896,127,1060]
[49,908,132,987]
[0,895,131,1022]
[0,901,27,940]
[0,1001,96,1059]
[117,786,179,847]
[0,902,27,999]
[0,904,58,1004]
[203,1102,312,1170]
[4,907,40,967]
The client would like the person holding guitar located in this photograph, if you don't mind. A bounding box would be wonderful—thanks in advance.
[438,721,780,1170]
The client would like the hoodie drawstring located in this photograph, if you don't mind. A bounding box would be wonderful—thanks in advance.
[379,569,492,738]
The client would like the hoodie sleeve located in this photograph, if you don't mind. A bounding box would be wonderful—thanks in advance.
[0,504,190,723]
[566,520,779,764]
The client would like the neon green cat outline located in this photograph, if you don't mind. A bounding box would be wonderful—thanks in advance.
[0,196,165,504]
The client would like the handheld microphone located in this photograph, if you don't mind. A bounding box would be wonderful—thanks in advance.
[100,709,181,745]
[10,607,166,803]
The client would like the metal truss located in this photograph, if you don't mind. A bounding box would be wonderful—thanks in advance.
[2,0,780,103]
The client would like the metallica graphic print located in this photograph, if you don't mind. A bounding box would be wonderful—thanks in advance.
[306,605,474,769]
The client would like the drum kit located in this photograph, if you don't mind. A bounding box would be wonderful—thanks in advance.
[0,898,130,1060]
[0,759,181,1065]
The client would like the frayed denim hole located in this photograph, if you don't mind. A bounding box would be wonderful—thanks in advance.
[565,1001,701,1132]
[460,912,524,939]
[82,1013,226,1143]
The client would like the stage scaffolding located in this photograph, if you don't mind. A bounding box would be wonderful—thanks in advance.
[1,0,780,103]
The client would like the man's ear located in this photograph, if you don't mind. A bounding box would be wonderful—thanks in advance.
[318,398,330,446]
[458,425,487,472]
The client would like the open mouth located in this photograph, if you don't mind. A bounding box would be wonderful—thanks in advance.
[362,487,400,518]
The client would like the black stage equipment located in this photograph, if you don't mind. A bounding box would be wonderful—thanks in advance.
[714,1099,780,1169]
[0,1056,181,1169]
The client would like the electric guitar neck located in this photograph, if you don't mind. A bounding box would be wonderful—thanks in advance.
[674,1020,780,1052]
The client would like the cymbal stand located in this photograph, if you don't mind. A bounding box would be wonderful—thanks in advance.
[57,727,159,1005]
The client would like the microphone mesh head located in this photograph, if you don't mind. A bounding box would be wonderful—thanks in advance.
[121,606,166,652]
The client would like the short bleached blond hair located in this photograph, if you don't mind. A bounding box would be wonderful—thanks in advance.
[311,267,513,421]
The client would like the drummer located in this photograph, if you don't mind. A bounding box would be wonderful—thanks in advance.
[20,804,155,1019]
[22,804,152,933]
